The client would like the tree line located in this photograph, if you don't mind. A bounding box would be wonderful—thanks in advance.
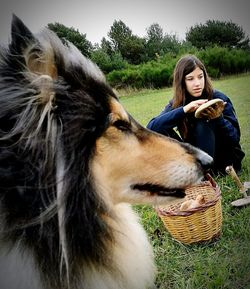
[48,19,250,89]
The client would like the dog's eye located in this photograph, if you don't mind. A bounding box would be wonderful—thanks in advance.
[113,120,131,132]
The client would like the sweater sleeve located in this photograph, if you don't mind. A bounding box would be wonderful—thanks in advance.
[211,92,241,144]
[147,103,186,135]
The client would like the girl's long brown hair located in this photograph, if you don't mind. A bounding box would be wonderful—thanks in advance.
[172,54,213,108]
[172,55,213,139]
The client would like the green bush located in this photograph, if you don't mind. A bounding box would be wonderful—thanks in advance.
[198,46,250,77]
[107,48,250,89]
[91,50,128,74]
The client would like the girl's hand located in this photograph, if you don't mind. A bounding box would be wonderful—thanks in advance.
[197,101,227,119]
[183,99,208,113]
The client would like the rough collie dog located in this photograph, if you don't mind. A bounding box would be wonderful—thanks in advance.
[0,15,213,289]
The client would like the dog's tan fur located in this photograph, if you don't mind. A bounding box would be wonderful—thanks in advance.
[85,97,211,288]
[92,98,204,206]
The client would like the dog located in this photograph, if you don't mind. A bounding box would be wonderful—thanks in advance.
[0,15,213,289]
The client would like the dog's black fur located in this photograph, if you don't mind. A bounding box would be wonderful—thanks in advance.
[0,16,213,289]
[0,15,118,288]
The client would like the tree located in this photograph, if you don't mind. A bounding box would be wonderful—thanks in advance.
[144,23,182,60]
[100,37,114,56]
[108,20,132,52]
[161,34,182,55]
[145,23,163,60]
[186,20,249,49]
[146,23,163,43]
[47,23,93,57]
[108,20,145,64]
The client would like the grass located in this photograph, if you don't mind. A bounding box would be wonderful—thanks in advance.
[119,74,250,289]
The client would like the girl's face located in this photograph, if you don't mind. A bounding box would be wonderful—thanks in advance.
[184,66,205,97]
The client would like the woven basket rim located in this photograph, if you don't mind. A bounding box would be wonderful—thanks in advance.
[156,179,221,217]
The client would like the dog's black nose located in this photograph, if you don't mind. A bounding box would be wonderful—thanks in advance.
[197,152,214,170]
[197,158,214,172]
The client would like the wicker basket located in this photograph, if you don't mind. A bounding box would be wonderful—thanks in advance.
[156,176,222,244]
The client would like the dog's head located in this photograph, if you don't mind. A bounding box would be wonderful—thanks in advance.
[0,15,213,210]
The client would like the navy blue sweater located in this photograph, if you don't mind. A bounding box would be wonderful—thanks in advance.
[147,90,241,145]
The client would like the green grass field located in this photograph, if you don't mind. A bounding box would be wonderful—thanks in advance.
[119,74,250,289]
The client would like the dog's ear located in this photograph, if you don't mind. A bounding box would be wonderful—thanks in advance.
[10,14,57,79]
[10,14,35,53]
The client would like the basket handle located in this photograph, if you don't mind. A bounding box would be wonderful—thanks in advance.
[206,173,217,188]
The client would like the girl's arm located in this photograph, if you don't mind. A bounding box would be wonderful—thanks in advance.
[147,103,185,135]
[211,91,241,144]
[212,98,241,144]
[147,99,208,135]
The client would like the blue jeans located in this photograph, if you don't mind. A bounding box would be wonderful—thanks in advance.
[188,119,244,173]
[189,120,216,158]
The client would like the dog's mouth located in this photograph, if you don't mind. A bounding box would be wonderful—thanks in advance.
[131,183,186,198]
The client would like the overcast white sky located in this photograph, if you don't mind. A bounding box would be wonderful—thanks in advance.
[0,0,250,45]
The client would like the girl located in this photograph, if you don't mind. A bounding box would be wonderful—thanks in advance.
[147,54,245,174]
